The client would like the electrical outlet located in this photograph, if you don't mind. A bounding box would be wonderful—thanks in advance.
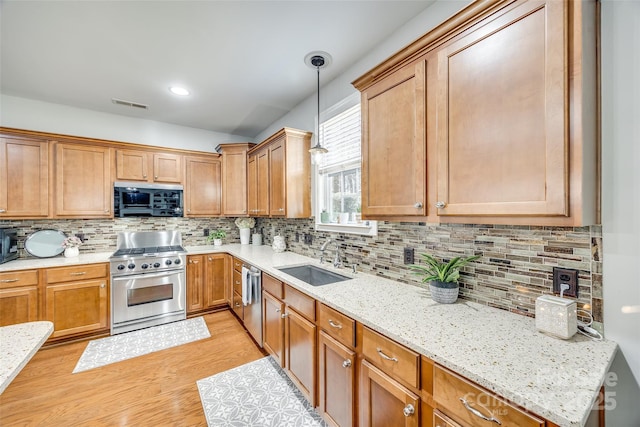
[304,234,313,245]
[295,232,300,242]
[75,233,85,242]
[553,267,578,298]
[203,228,209,237]
[403,247,415,265]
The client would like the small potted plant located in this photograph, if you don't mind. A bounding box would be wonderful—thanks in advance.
[207,230,226,246]
[61,235,83,258]
[409,253,480,304]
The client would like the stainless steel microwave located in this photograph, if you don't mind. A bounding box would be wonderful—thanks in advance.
[113,182,184,218]
[0,227,19,264]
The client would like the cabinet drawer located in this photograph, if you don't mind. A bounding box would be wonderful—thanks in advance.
[46,263,108,284]
[0,270,38,289]
[233,269,242,295]
[263,273,283,299]
[317,303,355,348]
[284,284,315,321]
[362,326,419,388]
[233,257,243,273]
[433,365,544,427]
[434,410,463,427]
[232,291,243,320]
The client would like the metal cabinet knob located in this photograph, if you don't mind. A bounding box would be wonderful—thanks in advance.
[278,208,284,212]
[143,174,147,179]
[208,257,212,261]
[403,404,415,417]
[104,209,110,213]
[0,209,6,213]
[154,176,158,180]
[414,202,423,208]
[100,283,106,288]
[435,201,446,209]
[342,359,352,368]
[281,313,289,319]
[275,308,281,313]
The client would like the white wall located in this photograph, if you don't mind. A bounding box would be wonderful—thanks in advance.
[0,94,251,152]
[255,0,473,142]
[601,0,640,424]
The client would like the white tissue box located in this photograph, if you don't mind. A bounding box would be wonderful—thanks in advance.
[535,295,577,339]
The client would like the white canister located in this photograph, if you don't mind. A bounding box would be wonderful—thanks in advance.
[239,228,250,244]
[535,295,577,339]
[252,234,262,246]
[272,235,286,253]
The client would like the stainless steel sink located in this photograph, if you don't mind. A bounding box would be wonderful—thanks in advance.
[276,264,350,286]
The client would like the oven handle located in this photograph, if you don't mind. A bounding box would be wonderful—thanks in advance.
[112,270,184,282]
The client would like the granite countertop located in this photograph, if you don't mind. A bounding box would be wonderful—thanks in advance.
[0,321,53,394]
[0,244,617,426]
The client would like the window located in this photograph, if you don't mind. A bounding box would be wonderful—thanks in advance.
[315,95,376,236]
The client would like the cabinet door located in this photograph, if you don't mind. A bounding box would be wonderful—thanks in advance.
[55,143,112,217]
[247,153,258,215]
[268,139,286,216]
[0,136,49,218]
[45,279,108,338]
[434,0,567,217]
[205,253,228,308]
[221,146,250,216]
[153,153,182,183]
[318,330,356,427]
[186,255,205,313]
[184,156,221,217]
[284,307,317,405]
[0,286,38,326]
[115,149,149,181]
[360,359,420,427]
[263,290,284,366]
[256,149,270,216]
[361,60,426,217]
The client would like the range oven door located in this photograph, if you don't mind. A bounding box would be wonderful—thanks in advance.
[111,269,185,334]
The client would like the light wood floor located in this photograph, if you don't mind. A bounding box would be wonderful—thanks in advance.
[0,310,266,426]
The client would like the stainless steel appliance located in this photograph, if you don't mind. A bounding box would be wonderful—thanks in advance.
[0,227,19,264]
[114,181,183,218]
[109,230,187,334]
[242,263,262,347]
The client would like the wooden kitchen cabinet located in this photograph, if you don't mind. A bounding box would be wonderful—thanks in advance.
[262,288,285,365]
[184,155,222,217]
[0,135,49,218]
[187,253,228,314]
[247,127,312,218]
[187,255,205,313]
[0,270,39,326]
[318,330,356,427]
[54,143,112,218]
[283,304,317,405]
[44,263,109,340]
[116,149,182,183]
[358,58,427,218]
[218,143,254,216]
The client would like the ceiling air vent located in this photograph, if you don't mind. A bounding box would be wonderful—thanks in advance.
[111,98,149,110]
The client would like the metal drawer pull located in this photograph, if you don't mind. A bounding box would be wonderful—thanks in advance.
[403,404,415,417]
[328,319,342,329]
[0,209,6,213]
[70,272,86,276]
[376,348,398,362]
[459,398,502,425]
[235,303,241,307]
[342,359,352,368]
[0,279,19,283]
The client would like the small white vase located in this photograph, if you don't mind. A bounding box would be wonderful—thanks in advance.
[64,247,79,258]
[272,235,286,253]
[213,239,222,246]
[239,228,251,244]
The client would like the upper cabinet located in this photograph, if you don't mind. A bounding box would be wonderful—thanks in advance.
[184,155,222,217]
[353,0,598,226]
[54,143,113,218]
[247,128,312,219]
[218,143,255,216]
[0,135,49,218]
[116,149,182,183]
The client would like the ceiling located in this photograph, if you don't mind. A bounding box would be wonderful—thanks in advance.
[1,1,434,139]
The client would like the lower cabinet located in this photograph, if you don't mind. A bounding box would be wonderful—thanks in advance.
[262,288,285,365]
[0,270,39,326]
[360,359,420,427]
[318,330,356,427]
[187,253,229,314]
[44,264,109,339]
[283,306,317,404]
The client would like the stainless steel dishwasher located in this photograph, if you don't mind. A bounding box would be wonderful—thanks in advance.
[241,264,262,347]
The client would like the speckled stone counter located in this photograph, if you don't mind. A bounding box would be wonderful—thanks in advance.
[187,244,618,427]
[0,321,53,394]
[0,252,112,272]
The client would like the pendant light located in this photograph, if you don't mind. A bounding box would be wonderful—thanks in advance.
[305,51,332,165]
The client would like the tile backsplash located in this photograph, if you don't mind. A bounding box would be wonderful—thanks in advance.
[1,217,603,326]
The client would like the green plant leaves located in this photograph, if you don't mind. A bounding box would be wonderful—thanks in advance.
[409,253,480,283]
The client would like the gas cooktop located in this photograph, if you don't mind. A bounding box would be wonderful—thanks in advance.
[111,245,186,257]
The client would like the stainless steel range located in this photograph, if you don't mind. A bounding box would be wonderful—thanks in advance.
[109,230,187,335]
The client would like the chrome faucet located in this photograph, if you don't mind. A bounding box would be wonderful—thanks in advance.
[320,239,342,268]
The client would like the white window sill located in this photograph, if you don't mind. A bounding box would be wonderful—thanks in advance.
[314,221,377,236]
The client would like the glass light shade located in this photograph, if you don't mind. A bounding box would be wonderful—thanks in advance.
[309,144,328,165]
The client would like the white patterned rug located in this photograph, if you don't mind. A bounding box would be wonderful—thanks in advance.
[197,357,327,427]
[73,317,210,373]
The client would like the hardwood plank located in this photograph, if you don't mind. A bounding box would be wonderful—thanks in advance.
[0,310,266,425]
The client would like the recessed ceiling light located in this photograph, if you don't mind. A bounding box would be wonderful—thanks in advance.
[169,86,190,96]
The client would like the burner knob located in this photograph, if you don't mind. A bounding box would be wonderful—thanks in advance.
[153,262,161,268]
[117,264,125,271]
[141,263,149,269]
[173,259,181,265]
[127,263,135,269]
[165,259,173,266]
